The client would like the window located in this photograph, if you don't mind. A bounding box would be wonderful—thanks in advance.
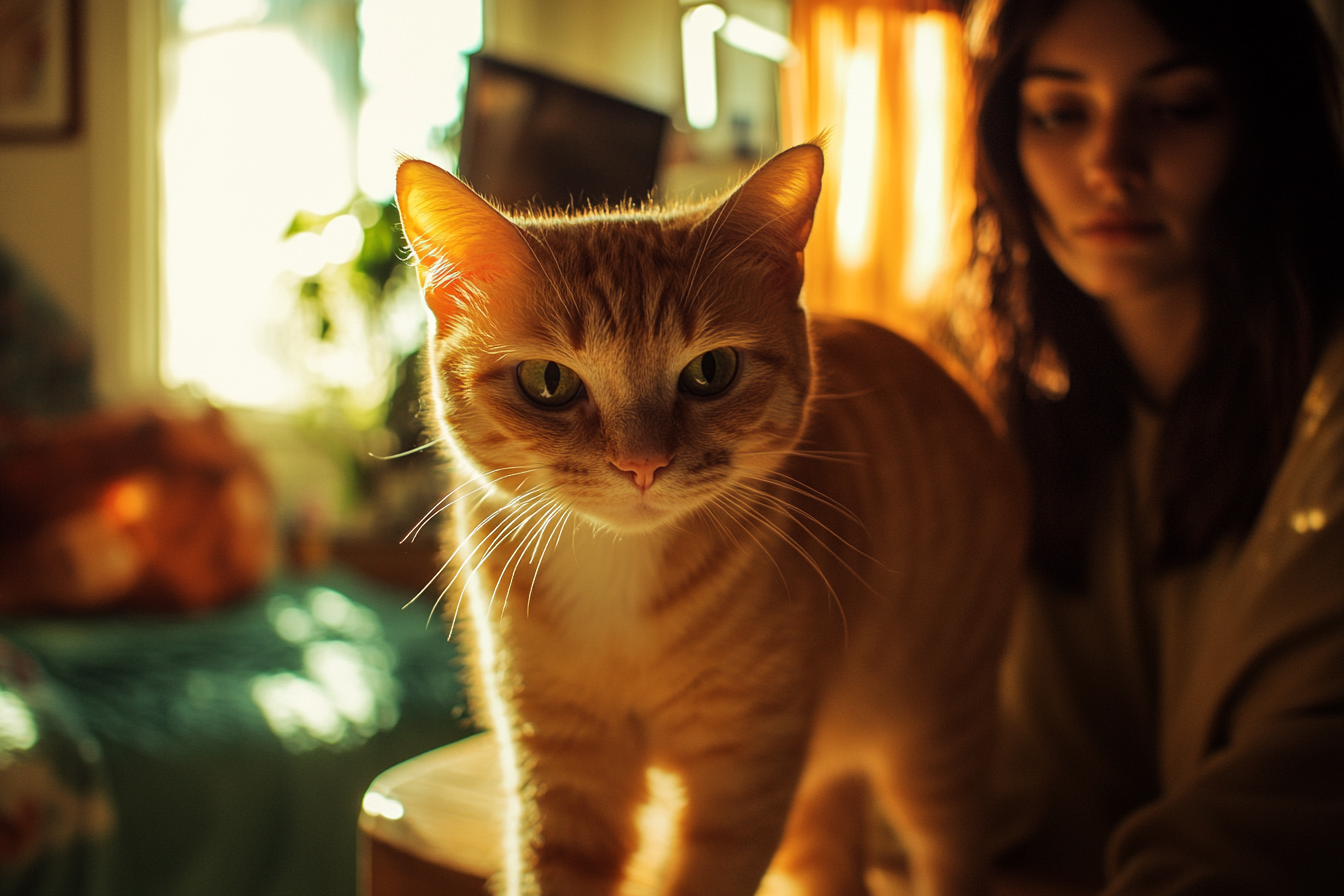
[159,0,482,413]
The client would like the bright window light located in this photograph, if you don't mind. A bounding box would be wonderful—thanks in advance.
[161,27,352,409]
[160,1,481,412]
[179,0,269,33]
[834,12,881,269]
[901,15,953,301]
[356,0,481,201]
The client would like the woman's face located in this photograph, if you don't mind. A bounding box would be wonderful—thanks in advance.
[1017,0,1234,307]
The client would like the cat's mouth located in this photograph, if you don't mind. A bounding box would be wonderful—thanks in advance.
[562,471,714,535]
[580,490,682,534]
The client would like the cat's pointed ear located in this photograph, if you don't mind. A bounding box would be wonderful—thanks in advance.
[700,143,824,260]
[395,159,536,322]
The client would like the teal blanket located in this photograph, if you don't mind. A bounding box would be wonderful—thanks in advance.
[0,567,473,896]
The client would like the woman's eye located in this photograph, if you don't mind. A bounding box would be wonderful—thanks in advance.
[679,347,738,397]
[1149,97,1221,124]
[1023,105,1087,131]
[517,360,584,407]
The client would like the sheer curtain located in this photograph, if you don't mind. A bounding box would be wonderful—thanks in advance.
[781,0,974,336]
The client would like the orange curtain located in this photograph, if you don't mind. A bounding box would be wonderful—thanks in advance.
[781,0,975,336]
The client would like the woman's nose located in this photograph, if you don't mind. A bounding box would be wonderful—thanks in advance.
[1085,112,1148,198]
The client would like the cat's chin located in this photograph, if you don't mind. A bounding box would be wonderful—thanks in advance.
[574,498,696,537]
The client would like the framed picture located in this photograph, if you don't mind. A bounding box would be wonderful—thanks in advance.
[0,0,78,140]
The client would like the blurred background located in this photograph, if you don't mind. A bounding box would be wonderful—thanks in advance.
[1,0,1337,549]
[4,0,984,559]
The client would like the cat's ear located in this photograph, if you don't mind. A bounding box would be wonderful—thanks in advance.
[395,159,536,322]
[699,143,824,262]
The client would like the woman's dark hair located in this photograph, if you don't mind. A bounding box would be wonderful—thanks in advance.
[968,0,1344,590]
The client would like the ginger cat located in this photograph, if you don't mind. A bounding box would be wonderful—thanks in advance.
[395,144,1026,896]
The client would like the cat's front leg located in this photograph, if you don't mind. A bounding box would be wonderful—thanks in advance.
[658,722,811,896]
[514,703,649,896]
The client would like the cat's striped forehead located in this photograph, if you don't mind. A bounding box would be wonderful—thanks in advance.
[513,210,732,350]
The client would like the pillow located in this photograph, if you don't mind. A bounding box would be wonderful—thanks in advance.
[0,407,276,614]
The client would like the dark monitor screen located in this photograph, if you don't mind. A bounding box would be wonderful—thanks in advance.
[456,54,669,211]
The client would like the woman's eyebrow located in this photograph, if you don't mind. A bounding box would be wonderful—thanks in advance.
[1141,53,1207,79]
[1021,53,1209,84]
[1021,65,1084,83]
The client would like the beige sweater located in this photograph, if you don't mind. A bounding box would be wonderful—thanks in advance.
[993,328,1344,894]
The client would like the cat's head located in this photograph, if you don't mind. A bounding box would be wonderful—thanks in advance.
[396,144,823,534]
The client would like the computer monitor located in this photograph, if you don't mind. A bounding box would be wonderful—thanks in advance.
[456,54,669,211]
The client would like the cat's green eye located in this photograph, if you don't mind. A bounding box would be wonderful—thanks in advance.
[679,347,738,397]
[517,360,584,407]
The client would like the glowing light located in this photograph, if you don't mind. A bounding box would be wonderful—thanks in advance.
[1291,508,1327,533]
[0,690,37,762]
[283,231,326,278]
[272,603,317,643]
[309,586,381,639]
[625,767,688,892]
[280,214,363,278]
[901,16,953,301]
[356,0,479,199]
[834,13,882,269]
[103,477,153,525]
[179,0,269,33]
[321,214,365,266]
[362,791,405,821]
[719,15,796,64]
[305,641,379,732]
[255,591,399,751]
[161,28,352,408]
[682,5,727,130]
[251,672,347,745]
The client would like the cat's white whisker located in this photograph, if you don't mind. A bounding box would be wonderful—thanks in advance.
[701,496,793,599]
[736,470,866,531]
[738,448,867,465]
[482,492,559,619]
[367,437,444,461]
[404,465,540,544]
[496,496,565,618]
[404,487,537,613]
[440,492,549,637]
[425,486,549,626]
[527,502,567,566]
[743,475,879,559]
[715,489,844,634]
[524,506,572,616]
[733,482,885,590]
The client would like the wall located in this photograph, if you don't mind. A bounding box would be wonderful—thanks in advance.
[0,0,159,404]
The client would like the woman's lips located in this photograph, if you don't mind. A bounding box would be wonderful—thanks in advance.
[1076,215,1164,242]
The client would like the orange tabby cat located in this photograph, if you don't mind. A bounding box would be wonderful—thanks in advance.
[395,144,1026,896]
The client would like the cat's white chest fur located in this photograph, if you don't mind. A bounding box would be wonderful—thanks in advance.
[529,522,667,649]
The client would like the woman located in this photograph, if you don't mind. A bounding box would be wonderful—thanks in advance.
[967,0,1344,892]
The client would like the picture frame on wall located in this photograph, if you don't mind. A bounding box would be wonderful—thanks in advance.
[0,0,78,141]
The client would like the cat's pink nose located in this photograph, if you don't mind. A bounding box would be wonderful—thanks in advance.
[612,455,671,493]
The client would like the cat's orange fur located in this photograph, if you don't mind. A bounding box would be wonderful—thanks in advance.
[395,145,1026,896]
